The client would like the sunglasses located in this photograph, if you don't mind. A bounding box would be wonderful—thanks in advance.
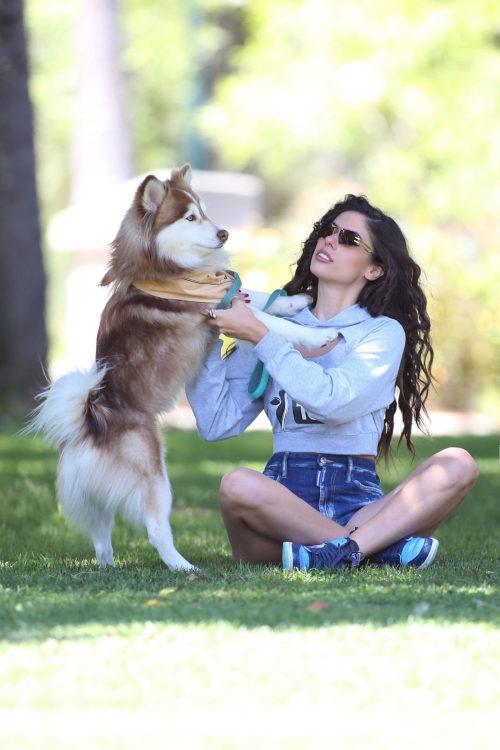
[313,220,373,255]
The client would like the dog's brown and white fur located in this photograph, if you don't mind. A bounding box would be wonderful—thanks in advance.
[27,165,338,570]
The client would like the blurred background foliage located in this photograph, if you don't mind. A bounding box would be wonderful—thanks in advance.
[25,0,500,412]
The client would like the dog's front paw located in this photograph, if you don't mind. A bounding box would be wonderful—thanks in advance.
[296,326,339,350]
[267,293,313,316]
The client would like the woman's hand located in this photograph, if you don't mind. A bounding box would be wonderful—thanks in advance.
[204,295,269,345]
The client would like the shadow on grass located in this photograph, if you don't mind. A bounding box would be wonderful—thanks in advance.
[1,554,499,643]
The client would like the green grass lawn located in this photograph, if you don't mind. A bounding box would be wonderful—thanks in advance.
[1,428,499,749]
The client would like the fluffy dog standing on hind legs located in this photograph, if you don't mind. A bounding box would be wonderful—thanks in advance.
[25,165,338,570]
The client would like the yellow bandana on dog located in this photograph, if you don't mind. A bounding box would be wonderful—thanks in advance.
[132,269,236,305]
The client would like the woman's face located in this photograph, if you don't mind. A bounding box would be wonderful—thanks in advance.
[310,211,383,286]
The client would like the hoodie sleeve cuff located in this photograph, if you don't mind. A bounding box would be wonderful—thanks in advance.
[251,329,295,364]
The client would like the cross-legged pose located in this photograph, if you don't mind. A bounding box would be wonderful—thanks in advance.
[185,194,479,571]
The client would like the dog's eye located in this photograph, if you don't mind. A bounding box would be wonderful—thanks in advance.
[186,214,196,222]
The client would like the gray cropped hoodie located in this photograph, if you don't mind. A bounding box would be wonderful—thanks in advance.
[185,302,406,457]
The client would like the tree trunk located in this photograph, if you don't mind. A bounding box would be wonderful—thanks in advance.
[0,0,47,410]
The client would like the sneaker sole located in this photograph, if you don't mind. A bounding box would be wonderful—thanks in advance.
[417,538,439,568]
[282,542,293,571]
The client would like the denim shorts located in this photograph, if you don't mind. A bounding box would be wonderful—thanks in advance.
[262,451,385,529]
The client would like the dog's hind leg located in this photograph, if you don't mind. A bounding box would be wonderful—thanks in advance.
[145,473,195,571]
[89,510,115,568]
[57,447,116,568]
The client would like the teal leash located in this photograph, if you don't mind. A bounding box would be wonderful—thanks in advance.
[215,269,288,400]
[247,288,288,399]
[217,269,242,310]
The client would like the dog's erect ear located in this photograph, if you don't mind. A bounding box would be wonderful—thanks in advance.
[140,175,168,214]
[171,163,193,185]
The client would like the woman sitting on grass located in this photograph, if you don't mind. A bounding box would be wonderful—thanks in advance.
[185,194,479,571]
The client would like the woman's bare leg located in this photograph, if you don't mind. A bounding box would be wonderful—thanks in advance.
[349,447,479,555]
[218,447,479,564]
[218,472,348,564]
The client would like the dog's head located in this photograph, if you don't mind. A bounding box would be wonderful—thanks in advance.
[101,165,230,290]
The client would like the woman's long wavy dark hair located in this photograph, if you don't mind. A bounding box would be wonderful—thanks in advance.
[224,194,436,470]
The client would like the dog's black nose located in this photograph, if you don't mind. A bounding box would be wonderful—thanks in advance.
[217,229,229,243]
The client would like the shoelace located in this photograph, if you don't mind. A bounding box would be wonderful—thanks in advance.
[306,540,364,569]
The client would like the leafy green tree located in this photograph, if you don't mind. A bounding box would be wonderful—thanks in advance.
[198,0,500,411]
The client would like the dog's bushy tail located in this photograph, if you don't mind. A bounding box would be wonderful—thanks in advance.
[21,363,111,448]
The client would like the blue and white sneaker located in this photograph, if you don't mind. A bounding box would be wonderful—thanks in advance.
[283,536,365,571]
[367,536,439,568]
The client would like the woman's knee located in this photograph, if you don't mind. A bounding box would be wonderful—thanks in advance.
[435,447,479,489]
[218,467,263,512]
